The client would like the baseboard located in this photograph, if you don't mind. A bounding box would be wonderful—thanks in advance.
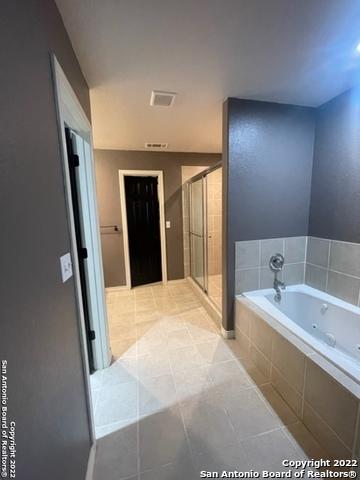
[166,278,187,285]
[85,442,96,480]
[221,326,235,339]
[106,279,186,292]
[105,285,130,292]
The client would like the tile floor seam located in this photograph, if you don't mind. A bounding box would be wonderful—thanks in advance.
[239,425,285,443]
[160,334,196,472]
[250,387,288,424]
[280,423,322,459]
[279,424,308,457]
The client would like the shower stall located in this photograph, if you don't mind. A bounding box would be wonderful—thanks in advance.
[187,164,222,312]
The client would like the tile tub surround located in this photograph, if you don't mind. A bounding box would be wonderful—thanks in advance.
[207,167,222,278]
[305,237,360,307]
[235,237,307,294]
[235,236,360,308]
[92,281,325,478]
[235,297,360,460]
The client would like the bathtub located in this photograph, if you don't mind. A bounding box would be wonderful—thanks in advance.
[243,284,360,385]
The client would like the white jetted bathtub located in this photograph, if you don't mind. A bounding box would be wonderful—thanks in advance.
[243,284,360,385]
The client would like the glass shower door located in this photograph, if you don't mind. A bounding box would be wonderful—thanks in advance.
[189,178,206,291]
[187,164,222,311]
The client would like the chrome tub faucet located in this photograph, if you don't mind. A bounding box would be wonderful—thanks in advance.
[269,253,286,302]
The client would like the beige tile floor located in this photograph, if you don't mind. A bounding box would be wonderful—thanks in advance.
[91,281,323,480]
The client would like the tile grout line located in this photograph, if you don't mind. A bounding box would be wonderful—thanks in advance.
[325,240,331,293]
[166,317,199,471]
[300,358,307,420]
[272,363,303,409]
[269,327,275,384]
[305,401,353,455]
[352,402,360,459]
[236,260,310,273]
[307,262,360,281]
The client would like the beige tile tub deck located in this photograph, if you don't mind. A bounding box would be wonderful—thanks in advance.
[235,295,360,461]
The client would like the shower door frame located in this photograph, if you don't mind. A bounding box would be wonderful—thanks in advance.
[187,162,222,296]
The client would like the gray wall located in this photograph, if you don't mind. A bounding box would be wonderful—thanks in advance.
[95,150,220,287]
[223,98,315,330]
[1,2,91,479]
[309,88,360,243]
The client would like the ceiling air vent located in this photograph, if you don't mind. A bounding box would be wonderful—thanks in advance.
[145,143,168,149]
[150,90,176,107]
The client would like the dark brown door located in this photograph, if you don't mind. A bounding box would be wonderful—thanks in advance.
[125,176,162,287]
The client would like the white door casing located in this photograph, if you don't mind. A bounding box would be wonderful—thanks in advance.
[51,55,111,447]
[118,170,168,289]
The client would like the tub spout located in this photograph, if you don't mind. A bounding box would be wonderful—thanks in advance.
[273,278,286,303]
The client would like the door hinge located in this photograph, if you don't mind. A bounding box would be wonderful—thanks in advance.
[71,153,79,167]
[80,247,88,259]
[89,330,96,341]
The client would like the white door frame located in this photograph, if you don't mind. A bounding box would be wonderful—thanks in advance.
[119,170,168,288]
[51,55,111,444]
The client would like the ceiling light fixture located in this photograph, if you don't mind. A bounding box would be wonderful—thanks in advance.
[356,42,360,53]
[150,90,177,107]
[145,143,168,149]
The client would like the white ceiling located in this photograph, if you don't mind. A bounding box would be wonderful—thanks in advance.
[56,0,360,153]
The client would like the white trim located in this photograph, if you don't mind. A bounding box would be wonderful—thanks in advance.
[52,57,111,371]
[106,279,186,293]
[85,443,96,480]
[167,278,187,285]
[51,56,111,447]
[118,170,168,288]
[105,285,130,292]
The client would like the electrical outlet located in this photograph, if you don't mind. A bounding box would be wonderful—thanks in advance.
[60,253,73,283]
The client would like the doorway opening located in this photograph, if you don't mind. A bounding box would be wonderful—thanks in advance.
[119,170,168,288]
[125,176,162,287]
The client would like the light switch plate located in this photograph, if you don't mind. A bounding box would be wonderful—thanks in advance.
[60,253,73,283]
[166,220,171,229]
